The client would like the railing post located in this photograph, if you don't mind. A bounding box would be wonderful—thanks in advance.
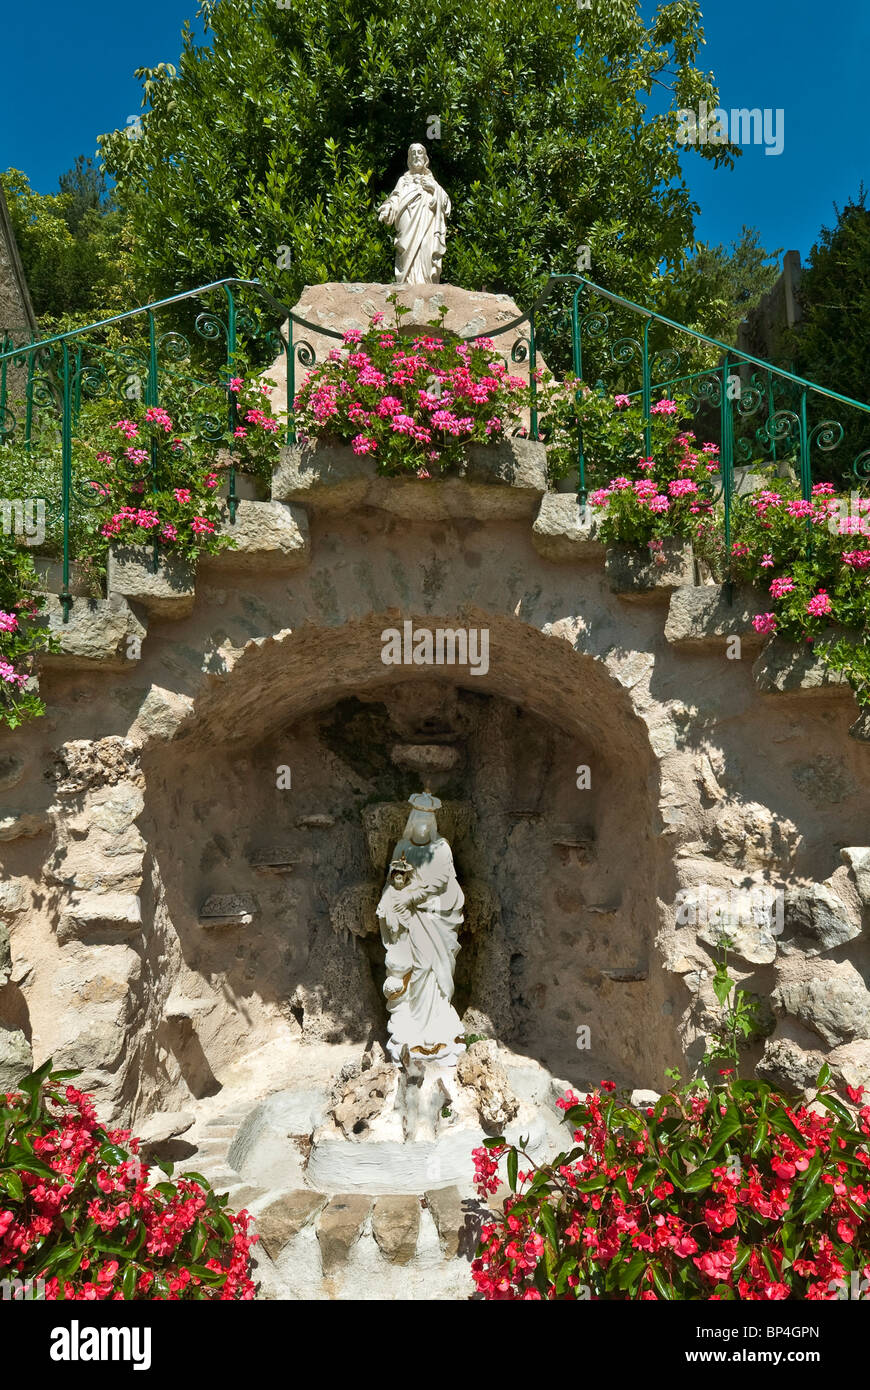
[799,387,813,557]
[73,344,83,426]
[642,318,652,458]
[529,310,538,442]
[720,353,734,603]
[570,288,586,505]
[146,311,160,572]
[224,284,238,524]
[287,318,297,446]
[799,387,811,501]
[24,342,35,452]
[146,311,158,408]
[60,342,73,624]
[0,334,7,435]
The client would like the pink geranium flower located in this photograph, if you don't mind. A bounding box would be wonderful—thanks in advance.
[753,612,778,634]
[806,589,832,617]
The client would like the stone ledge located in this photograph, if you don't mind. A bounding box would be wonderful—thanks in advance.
[199,892,258,927]
[107,546,196,618]
[58,891,142,943]
[271,439,548,520]
[41,594,147,670]
[202,499,310,572]
[531,493,604,561]
[316,1194,372,1274]
[664,584,767,647]
[752,637,853,696]
[0,811,51,841]
[606,539,694,598]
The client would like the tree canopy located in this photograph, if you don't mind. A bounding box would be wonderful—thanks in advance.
[0,160,130,329]
[100,0,743,318]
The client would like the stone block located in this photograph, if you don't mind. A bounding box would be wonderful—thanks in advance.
[664,584,767,646]
[272,439,548,521]
[849,708,870,741]
[0,878,28,917]
[107,546,195,618]
[752,638,851,695]
[0,922,10,986]
[757,1037,825,1093]
[531,493,605,561]
[0,1027,32,1091]
[41,594,147,669]
[605,539,694,597]
[248,847,301,873]
[371,1195,421,1266]
[31,554,93,597]
[773,964,870,1047]
[424,1185,466,1259]
[781,883,862,954]
[136,1111,195,1146]
[254,1190,328,1259]
[204,499,310,571]
[697,920,777,966]
[0,811,50,841]
[58,891,142,942]
[841,848,870,907]
[316,1194,372,1274]
[199,893,258,927]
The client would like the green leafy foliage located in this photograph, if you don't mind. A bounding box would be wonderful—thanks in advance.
[472,1070,870,1300]
[0,537,54,729]
[0,166,132,328]
[0,1061,256,1300]
[99,0,743,320]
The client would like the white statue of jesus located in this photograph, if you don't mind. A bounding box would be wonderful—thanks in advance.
[376,792,466,1066]
[377,144,451,286]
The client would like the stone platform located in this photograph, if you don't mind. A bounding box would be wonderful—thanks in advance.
[158,1039,572,1300]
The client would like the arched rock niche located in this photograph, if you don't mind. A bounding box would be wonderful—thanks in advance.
[135,613,679,1115]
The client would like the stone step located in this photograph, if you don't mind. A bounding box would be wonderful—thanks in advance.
[106,545,195,618]
[41,595,148,671]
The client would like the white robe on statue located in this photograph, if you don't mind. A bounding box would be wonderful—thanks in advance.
[376,835,465,1063]
[379,172,451,285]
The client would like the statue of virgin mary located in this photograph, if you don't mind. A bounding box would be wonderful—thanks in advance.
[376,792,466,1065]
[377,144,451,286]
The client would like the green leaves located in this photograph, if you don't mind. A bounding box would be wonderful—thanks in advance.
[0,1062,255,1300]
[99,0,735,322]
[474,1068,870,1302]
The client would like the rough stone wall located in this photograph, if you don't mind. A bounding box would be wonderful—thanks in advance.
[0,183,37,340]
[1,473,869,1121]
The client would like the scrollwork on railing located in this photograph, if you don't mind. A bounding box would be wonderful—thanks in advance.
[650,347,681,385]
[688,373,722,412]
[194,311,228,346]
[771,409,802,450]
[295,340,317,370]
[852,450,870,481]
[157,331,191,364]
[809,420,844,455]
[610,336,642,370]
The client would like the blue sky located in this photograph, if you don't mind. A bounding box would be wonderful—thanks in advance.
[1,0,867,272]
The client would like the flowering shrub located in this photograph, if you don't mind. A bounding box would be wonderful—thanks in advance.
[0,535,53,729]
[584,402,720,548]
[472,1066,870,1300]
[725,480,870,702]
[294,304,527,475]
[0,1061,256,1300]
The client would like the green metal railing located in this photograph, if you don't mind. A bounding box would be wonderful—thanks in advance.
[2,272,869,622]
